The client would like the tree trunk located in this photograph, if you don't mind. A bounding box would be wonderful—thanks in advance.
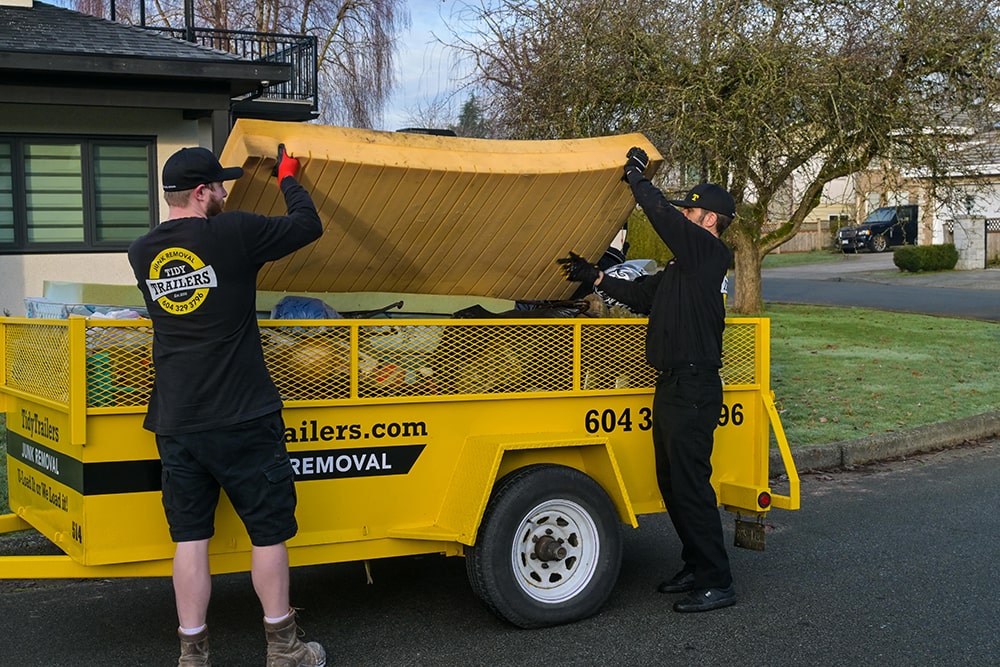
[730,235,764,315]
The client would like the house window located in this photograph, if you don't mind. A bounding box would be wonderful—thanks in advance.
[0,143,13,244]
[0,135,156,253]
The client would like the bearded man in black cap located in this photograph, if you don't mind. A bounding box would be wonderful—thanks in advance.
[128,145,327,665]
[558,147,736,613]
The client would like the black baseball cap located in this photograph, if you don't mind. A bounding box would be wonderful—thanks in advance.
[668,183,736,218]
[162,147,244,192]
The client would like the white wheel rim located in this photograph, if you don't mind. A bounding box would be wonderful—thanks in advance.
[510,498,600,604]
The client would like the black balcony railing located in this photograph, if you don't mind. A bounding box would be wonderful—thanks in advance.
[144,26,319,118]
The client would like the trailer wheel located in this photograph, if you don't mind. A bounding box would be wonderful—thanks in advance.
[465,464,622,628]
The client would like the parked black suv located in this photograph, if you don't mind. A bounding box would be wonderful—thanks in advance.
[837,205,918,253]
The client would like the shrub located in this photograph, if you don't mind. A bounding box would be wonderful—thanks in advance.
[928,244,959,270]
[625,210,674,265]
[893,244,959,272]
[893,245,921,272]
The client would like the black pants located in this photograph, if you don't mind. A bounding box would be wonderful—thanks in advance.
[652,366,732,589]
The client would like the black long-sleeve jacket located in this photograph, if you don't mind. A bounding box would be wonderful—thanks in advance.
[596,177,731,370]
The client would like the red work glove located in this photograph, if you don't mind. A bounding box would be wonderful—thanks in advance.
[275,143,300,185]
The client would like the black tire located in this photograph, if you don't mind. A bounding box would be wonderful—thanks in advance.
[465,464,623,628]
[871,234,888,252]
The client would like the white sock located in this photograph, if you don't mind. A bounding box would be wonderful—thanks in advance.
[264,610,292,624]
[179,624,207,636]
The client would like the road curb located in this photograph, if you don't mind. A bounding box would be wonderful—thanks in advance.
[770,410,1000,473]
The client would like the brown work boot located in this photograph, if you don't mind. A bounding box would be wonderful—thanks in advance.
[177,626,211,666]
[264,609,326,667]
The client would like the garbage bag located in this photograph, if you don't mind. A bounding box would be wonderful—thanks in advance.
[452,300,589,319]
[271,296,342,320]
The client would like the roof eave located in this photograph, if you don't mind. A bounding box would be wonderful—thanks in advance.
[0,51,291,94]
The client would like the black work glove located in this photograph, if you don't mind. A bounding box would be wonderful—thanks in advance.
[557,251,601,285]
[622,146,649,183]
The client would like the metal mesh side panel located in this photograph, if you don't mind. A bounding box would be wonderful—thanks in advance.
[264,327,353,401]
[358,324,445,397]
[424,323,574,397]
[4,323,71,404]
[263,322,580,400]
[580,321,655,390]
[722,322,758,386]
[0,319,762,408]
[85,325,155,408]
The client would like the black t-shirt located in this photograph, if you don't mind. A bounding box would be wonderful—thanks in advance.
[596,179,732,370]
[127,178,322,434]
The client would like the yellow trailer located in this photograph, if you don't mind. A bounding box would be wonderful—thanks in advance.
[0,122,799,628]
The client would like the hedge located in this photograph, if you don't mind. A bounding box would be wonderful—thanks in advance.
[893,244,959,272]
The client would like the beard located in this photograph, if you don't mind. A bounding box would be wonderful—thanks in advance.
[206,193,224,217]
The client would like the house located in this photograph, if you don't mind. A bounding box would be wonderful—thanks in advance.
[0,0,316,314]
[770,121,1000,259]
[857,121,1000,264]
[919,125,1000,262]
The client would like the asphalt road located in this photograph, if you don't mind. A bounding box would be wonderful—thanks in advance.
[3,439,999,666]
[757,253,1000,321]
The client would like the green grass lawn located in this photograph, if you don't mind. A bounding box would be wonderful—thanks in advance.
[762,249,845,268]
[768,304,999,446]
[1,305,997,513]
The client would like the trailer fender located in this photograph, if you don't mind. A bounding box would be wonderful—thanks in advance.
[435,433,638,547]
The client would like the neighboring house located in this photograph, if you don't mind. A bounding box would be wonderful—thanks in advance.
[920,127,1000,261]
[0,0,316,314]
[858,121,1000,260]
[771,119,1000,258]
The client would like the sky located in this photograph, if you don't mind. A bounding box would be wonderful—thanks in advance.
[379,0,473,131]
[50,0,468,132]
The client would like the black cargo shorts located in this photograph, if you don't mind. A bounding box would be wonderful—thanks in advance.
[155,411,298,546]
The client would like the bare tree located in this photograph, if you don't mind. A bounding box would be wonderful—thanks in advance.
[308,0,409,128]
[398,95,458,131]
[451,0,1000,313]
[449,0,661,139]
[83,0,409,129]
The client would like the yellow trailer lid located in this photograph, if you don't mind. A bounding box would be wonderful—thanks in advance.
[220,119,661,301]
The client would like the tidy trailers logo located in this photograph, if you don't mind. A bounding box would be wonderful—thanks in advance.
[21,409,59,444]
[145,247,218,315]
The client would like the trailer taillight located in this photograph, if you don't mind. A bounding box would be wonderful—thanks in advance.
[757,492,772,509]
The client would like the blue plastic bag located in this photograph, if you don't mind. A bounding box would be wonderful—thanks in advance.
[270,296,342,320]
